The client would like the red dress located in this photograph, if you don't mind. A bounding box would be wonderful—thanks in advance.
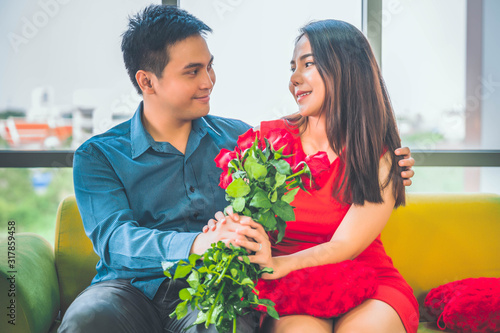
[257,120,419,333]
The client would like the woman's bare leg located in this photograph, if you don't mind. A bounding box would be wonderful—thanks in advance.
[262,314,333,333]
[334,299,406,333]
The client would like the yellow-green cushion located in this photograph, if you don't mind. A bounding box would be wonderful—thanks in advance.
[417,322,454,332]
[54,195,99,314]
[382,193,500,320]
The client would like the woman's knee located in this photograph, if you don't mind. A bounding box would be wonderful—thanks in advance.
[334,299,405,333]
[264,315,333,333]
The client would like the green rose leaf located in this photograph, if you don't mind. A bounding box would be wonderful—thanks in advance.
[260,267,274,274]
[232,170,246,180]
[267,305,280,319]
[188,253,202,266]
[259,298,275,306]
[245,154,258,165]
[245,161,268,180]
[241,277,254,286]
[257,148,268,163]
[232,196,246,212]
[269,190,278,203]
[272,200,295,222]
[270,159,292,175]
[250,190,272,209]
[211,304,223,324]
[276,218,287,243]
[275,172,286,187]
[179,288,192,301]
[193,310,208,325]
[258,210,277,231]
[174,263,193,280]
[175,300,188,319]
[242,207,252,216]
[226,178,250,198]
[282,187,299,204]
[187,270,200,289]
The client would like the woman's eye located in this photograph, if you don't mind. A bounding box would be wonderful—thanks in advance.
[305,62,315,68]
[290,67,296,73]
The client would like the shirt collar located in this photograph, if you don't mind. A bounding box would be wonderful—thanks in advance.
[184,117,216,160]
[192,117,219,138]
[130,102,221,159]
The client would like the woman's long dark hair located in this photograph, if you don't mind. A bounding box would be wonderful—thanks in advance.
[287,19,405,207]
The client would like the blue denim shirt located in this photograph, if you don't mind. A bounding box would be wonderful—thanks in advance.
[73,102,250,299]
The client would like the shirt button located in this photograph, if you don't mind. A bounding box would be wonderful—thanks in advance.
[189,186,195,193]
[194,212,200,218]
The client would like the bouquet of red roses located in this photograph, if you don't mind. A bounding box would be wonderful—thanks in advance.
[216,128,321,243]
[165,128,329,332]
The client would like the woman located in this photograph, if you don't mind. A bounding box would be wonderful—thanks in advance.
[208,19,418,333]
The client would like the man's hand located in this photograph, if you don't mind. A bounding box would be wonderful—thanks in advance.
[191,210,251,255]
[395,147,415,186]
[202,206,242,233]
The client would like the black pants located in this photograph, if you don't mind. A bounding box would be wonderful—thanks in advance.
[58,279,259,333]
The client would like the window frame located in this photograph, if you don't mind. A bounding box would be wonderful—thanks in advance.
[1,0,499,169]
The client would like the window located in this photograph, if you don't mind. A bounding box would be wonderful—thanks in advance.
[179,0,363,126]
[0,0,160,244]
[380,0,500,193]
[0,0,155,151]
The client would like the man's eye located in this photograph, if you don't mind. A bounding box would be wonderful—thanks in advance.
[208,63,215,70]
[187,69,198,75]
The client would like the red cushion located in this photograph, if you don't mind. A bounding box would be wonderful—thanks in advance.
[424,277,500,333]
[424,278,472,320]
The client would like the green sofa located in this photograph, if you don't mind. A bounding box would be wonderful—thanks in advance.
[1,193,499,333]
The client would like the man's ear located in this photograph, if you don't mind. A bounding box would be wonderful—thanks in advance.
[136,70,155,95]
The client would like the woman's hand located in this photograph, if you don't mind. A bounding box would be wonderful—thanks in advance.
[235,218,288,280]
[201,208,289,279]
[395,147,415,186]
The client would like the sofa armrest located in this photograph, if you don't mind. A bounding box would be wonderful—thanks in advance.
[0,233,60,333]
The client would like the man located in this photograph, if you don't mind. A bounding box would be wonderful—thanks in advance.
[59,5,414,332]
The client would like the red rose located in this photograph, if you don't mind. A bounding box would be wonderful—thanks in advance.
[265,129,294,156]
[300,151,330,190]
[219,170,233,189]
[237,128,260,151]
[305,151,330,179]
[214,149,237,171]
[290,149,307,173]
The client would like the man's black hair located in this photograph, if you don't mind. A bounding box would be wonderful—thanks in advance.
[121,5,212,94]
